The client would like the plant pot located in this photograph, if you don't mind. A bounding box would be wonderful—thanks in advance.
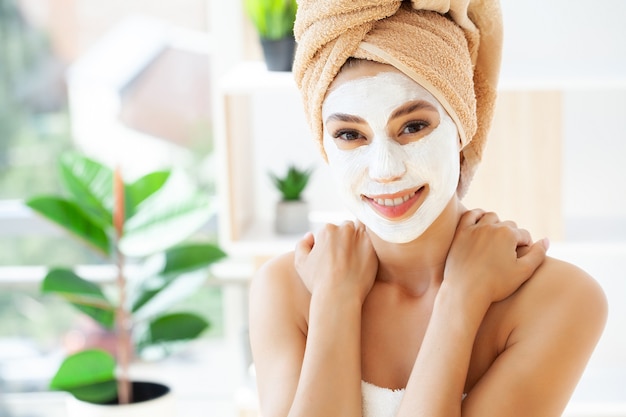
[275,200,309,235]
[65,381,175,417]
[260,36,296,72]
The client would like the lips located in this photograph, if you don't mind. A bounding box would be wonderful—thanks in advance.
[363,186,425,219]
[371,190,417,207]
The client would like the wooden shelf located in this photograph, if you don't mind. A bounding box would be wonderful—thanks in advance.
[214,62,352,259]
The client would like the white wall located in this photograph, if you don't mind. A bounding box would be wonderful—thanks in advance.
[500,0,626,82]
[500,0,626,241]
[562,91,626,240]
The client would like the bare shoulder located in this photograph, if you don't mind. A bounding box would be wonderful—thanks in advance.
[507,254,608,349]
[250,252,298,294]
[249,252,310,331]
[464,256,609,414]
[520,255,607,318]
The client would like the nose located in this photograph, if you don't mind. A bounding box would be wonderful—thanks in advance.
[368,138,407,183]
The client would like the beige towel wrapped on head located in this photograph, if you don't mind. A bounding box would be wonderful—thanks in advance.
[293,0,502,197]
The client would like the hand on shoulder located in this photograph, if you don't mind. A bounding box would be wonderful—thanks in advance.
[294,221,378,303]
[444,208,549,306]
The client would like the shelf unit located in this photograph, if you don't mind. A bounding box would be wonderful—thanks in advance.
[213,63,347,260]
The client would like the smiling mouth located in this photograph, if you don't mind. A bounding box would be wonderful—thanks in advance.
[363,186,426,219]
[371,190,417,207]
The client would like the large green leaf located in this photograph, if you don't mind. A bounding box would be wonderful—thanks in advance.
[124,170,171,219]
[162,243,226,276]
[59,152,114,228]
[42,268,115,329]
[67,381,118,404]
[132,243,226,314]
[132,269,207,320]
[145,312,209,345]
[130,243,226,315]
[120,174,213,257]
[50,349,117,404]
[25,196,111,256]
[131,287,161,315]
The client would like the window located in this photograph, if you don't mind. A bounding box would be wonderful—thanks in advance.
[0,3,236,415]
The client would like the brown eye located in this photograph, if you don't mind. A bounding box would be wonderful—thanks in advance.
[334,129,365,141]
[402,121,429,135]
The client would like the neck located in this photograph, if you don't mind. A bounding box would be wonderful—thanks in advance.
[367,197,465,296]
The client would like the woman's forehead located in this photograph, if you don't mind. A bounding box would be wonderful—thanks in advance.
[329,60,400,92]
[323,67,443,119]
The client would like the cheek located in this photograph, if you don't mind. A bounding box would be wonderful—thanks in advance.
[331,154,366,188]
[419,121,460,173]
[324,138,370,190]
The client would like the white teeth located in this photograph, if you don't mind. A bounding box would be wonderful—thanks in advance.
[373,191,416,207]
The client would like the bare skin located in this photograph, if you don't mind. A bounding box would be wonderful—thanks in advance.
[249,62,608,417]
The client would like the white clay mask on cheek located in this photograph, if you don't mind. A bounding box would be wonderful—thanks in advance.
[322,71,460,243]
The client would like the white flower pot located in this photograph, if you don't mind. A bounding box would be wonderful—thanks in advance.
[275,200,309,235]
[65,381,176,417]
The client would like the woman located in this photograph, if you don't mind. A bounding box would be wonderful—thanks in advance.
[249,1,608,416]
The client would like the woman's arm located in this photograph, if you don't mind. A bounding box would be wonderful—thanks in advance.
[460,258,607,417]
[397,209,549,417]
[249,254,307,417]
[249,221,378,417]
[397,210,607,417]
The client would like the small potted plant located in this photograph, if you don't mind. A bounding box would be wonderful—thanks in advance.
[26,152,226,416]
[243,0,298,71]
[269,164,313,234]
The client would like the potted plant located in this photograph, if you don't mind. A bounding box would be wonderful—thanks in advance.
[269,164,313,234]
[243,0,298,71]
[25,152,227,416]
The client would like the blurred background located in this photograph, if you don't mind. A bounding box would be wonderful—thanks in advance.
[0,0,625,416]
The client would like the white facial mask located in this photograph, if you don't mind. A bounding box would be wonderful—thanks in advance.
[322,71,460,243]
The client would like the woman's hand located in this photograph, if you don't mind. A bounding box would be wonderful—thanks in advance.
[444,209,548,305]
[294,221,378,303]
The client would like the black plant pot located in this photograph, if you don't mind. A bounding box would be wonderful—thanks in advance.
[260,36,296,72]
[104,381,170,405]
[66,381,175,416]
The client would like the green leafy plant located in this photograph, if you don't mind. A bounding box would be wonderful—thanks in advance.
[243,0,298,40]
[269,164,313,201]
[25,152,226,405]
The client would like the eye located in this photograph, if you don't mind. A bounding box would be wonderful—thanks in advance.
[333,129,366,142]
[401,121,429,135]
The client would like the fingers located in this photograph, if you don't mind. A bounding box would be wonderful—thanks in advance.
[478,211,500,224]
[294,220,378,301]
[511,225,532,247]
[296,221,364,256]
[517,238,549,273]
[458,208,486,228]
[470,210,533,247]
[295,232,314,258]
[302,231,315,247]
[459,209,503,228]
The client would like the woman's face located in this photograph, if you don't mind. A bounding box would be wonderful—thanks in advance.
[322,62,460,243]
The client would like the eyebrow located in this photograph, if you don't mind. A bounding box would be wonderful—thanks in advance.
[325,113,366,125]
[325,100,438,126]
[389,100,438,120]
